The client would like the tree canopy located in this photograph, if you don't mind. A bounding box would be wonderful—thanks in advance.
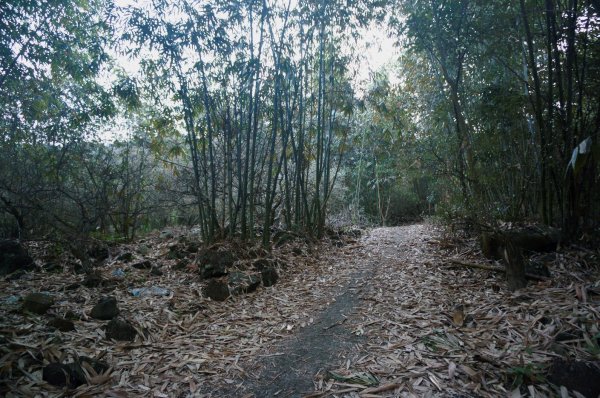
[1,0,599,242]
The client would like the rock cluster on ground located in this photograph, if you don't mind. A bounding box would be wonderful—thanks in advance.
[197,245,281,301]
[47,317,76,332]
[43,356,109,387]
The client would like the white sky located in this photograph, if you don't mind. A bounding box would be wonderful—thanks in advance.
[111,0,399,90]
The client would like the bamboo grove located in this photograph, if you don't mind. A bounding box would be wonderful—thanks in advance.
[1,0,599,244]
[122,0,378,244]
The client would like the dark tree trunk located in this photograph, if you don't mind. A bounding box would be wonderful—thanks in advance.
[503,239,527,291]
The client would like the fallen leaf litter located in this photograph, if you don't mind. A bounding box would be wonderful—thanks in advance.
[0,223,599,397]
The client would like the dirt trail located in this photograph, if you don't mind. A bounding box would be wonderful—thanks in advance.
[238,224,431,397]
[3,223,595,397]
[226,222,599,398]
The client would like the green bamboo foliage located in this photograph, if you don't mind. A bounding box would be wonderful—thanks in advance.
[123,0,376,244]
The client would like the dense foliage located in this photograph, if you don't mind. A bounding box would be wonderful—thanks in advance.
[1,0,599,244]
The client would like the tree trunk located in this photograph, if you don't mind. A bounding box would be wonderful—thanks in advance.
[503,239,527,291]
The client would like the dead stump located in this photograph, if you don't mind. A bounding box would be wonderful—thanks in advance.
[503,240,527,291]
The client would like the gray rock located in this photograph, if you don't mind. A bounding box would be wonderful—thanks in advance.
[203,279,230,301]
[131,259,152,269]
[160,229,175,239]
[43,363,69,386]
[253,259,271,271]
[90,296,119,320]
[261,267,279,287]
[167,243,186,260]
[186,241,200,253]
[229,271,261,295]
[0,240,35,276]
[137,244,150,256]
[150,266,163,276]
[63,362,86,387]
[105,318,137,341]
[200,262,228,279]
[86,243,109,262]
[548,359,600,398]
[22,293,54,314]
[198,248,234,279]
[42,261,62,273]
[83,273,104,288]
[48,317,75,332]
[174,259,189,270]
[64,310,80,320]
[117,252,133,262]
[43,357,109,387]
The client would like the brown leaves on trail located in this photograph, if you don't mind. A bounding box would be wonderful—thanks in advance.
[1,224,599,397]
[316,224,600,398]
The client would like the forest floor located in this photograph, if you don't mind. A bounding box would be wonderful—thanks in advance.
[1,223,600,397]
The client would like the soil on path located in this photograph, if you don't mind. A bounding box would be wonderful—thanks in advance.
[221,223,600,398]
[2,223,597,397]
[234,224,432,397]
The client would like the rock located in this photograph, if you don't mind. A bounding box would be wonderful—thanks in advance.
[199,262,228,279]
[174,259,189,270]
[83,273,104,288]
[117,252,133,262]
[43,261,62,273]
[229,272,261,295]
[90,296,119,320]
[105,318,137,341]
[525,259,552,278]
[198,248,234,279]
[203,279,230,301]
[150,267,163,276]
[43,356,109,388]
[261,267,279,287]
[64,310,80,320]
[0,240,35,276]
[131,260,152,270]
[64,282,81,291]
[547,359,600,398]
[72,261,85,274]
[5,270,25,280]
[48,317,75,332]
[43,362,69,386]
[87,243,109,262]
[22,293,54,314]
[160,229,175,239]
[167,244,186,260]
[186,241,200,253]
[79,356,110,374]
[137,244,150,256]
[63,362,86,386]
[3,295,20,305]
[345,228,362,238]
[252,258,271,271]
